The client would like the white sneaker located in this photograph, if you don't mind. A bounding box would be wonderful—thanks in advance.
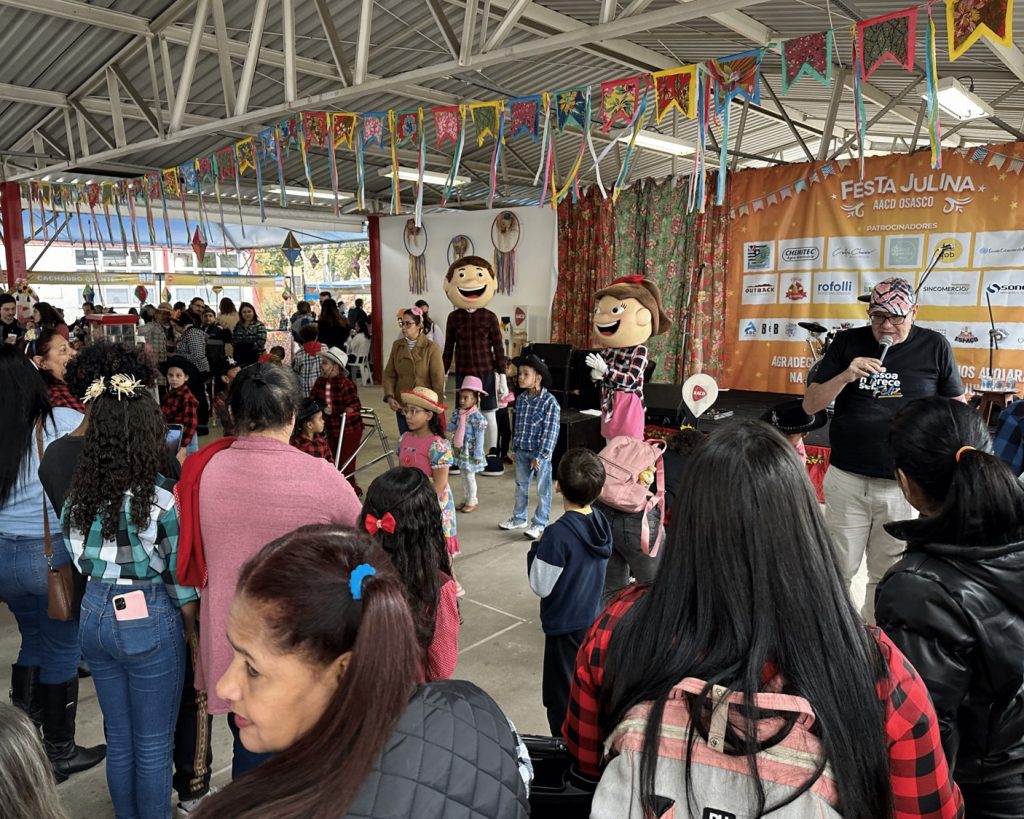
[177,786,220,815]
[524,525,545,540]
[499,518,528,530]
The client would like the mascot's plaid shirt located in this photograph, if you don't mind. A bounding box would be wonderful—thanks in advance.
[564,585,965,819]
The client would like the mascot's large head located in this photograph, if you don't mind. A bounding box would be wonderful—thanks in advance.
[444,256,497,310]
[592,275,671,348]
[13,279,38,324]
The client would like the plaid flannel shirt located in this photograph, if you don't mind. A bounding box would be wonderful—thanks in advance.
[565,586,964,819]
[598,345,648,416]
[290,433,332,461]
[443,308,507,375]
[62,474,199,607]
[993,399,1024,476]
[49,381,85,413]
[162,386,198,446]
[292,348,321,396]
[311,374,364,437]
[178,327,210,372]
[232,320,267,353]
[512,388,561,461]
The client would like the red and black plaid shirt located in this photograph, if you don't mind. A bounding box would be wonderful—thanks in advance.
[442,308,507,376]
[310,374,363,438]
[161,386,198,446]
[49,381,85,413]
[289,432,332,461]
[564,586,964,819]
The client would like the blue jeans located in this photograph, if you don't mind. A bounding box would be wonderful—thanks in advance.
[186,435,199,455]
[80,581,185,819]
[511,450,553,527]
[0,533,79,683]
[396,411,409,436]
[228,713,273,777]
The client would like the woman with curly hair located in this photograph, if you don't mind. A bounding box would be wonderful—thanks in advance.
[28,328,83,412]
[360,467,460,681]
[63,375,199,819]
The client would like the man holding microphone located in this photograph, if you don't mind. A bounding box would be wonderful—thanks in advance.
[803,277,964,623]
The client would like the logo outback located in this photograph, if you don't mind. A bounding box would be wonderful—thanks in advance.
[956,327,979,343]
[746,244,771,269]
[744,282,775,295]
[785,280,808,301]
[782,247,819,262]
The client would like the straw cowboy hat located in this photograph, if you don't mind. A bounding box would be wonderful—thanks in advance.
[318,346,348,369]
[400,386,447,414]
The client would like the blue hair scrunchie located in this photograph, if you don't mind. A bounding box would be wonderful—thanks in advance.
[349,563,377,601]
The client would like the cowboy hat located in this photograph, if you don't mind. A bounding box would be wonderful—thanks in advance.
[400,386,447,414]
[457,374,489,396]
[318,346,348,369]
[512,353,552,388]
[760,399,828,435]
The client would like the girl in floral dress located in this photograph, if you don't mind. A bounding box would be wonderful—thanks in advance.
[398,387,463,594]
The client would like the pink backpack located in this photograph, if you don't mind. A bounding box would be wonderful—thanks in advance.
[596,436,666,556]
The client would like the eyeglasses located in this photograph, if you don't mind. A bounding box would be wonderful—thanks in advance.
[402,406,425,416]
[868,312,907,326]
[398,320,417,327]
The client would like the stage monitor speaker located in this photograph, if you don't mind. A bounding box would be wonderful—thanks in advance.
[523,343,574,408]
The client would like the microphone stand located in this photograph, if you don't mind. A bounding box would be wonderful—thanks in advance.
[914,244,950,299]
[985,290,1001,380]
[678,263,705,379]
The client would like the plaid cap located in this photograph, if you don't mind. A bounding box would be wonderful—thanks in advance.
[870,277,915,317]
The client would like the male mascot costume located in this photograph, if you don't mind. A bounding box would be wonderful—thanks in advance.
[586,275,670,441]
[443,256,508,475]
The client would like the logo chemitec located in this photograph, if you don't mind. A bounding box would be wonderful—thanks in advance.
[782,247,820,262]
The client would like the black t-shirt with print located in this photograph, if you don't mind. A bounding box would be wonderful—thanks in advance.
[810,325,964,479]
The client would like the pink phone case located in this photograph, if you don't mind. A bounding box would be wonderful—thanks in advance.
[113,590,150,621]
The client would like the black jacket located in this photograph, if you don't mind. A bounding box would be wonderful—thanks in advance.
[875,537,1024,784]
[346,680,530,818]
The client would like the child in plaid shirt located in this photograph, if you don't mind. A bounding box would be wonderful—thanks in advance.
[311,347,364,494]
[291,324,322,396]
[161,355,200,455]
[290,398,332,461]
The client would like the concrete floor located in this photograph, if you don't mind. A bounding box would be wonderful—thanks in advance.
[0,383,868,817]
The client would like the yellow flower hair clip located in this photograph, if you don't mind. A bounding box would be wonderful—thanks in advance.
[108,373,145,400]
[82,377,106,403]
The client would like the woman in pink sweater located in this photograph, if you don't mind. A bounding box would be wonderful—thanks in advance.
[194,364,360,777]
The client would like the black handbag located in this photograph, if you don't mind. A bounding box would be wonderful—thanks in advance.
[522,735,596,819]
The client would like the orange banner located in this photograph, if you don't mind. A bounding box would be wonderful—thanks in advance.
[722,142,1024,394]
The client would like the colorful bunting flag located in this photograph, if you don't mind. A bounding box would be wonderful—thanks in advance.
[857,7,918,80]
[781,31,833,93]
[432,105,466,206]
[357,113,387,211]
[554,88,588,132]
[470,101,503,144]
[947,0,1013,61]
[143,173,160,247]
[236,137,257,174]
[508,96,542,141]
[217,145,245,237]
[599,76,641,133]
[651,65,698,122]
[257,125,283,215]
[300,112,327,204]
[924,7,944,169]
[329,113,357,214]
[708,49,764,113]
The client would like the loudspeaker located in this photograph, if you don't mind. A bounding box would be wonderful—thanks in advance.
[552,410,604,472]
[523,343,574,408]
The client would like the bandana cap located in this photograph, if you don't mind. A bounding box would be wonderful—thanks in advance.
[869,277,915,317]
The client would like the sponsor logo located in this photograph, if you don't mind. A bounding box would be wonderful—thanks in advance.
[743,321,757,336]
[691,385,707,402]
[936,238,964,263]
[977,244,1024,257]
[744,282,775,295]
[816,281,854,293]
[782,247,819,262]
[832,247,874,258]
[888,237,921,266]
[784,323,799,338]
[955,327,979,343]
[923,284,971,293]
[988,282,1024,295]
[746,244,771,270]
[784,279,808,301]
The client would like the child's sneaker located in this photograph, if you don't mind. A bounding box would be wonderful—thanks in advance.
[499,518,528,530]
[524,524,545,540]
[177,786,220,815]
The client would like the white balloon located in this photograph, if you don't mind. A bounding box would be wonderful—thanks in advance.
[681,373,719,418]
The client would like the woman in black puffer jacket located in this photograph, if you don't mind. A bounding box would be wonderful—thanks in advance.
[876,396,1024,819]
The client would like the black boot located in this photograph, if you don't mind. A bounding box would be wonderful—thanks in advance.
[40,677,106,783]
[9,664,43,729]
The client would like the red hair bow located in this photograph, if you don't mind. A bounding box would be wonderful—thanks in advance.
[364,512,397,535]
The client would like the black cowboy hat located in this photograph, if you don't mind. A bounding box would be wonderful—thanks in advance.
[760,398,828,435]
[159,354,205,384]
[512,353,552,388]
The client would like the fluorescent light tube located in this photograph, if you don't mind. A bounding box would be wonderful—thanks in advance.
[268,185,353,201]
[618,130,694,156]
[379,167,470,186]
[920,77,993,121]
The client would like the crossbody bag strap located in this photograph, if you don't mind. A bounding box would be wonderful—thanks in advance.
[36,420,54,561]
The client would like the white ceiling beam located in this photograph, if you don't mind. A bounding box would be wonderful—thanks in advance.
[984,40,1024,84]
[105,67,128,147]
[169,0,211,132]
[355,0,374,85]
[425,0,461,58]
[460,0,479,66]
[210,0,237,115]
[110,62,161,136]
[600,0,617,24]
[234,0,270,115]
[313,0,354,85]
[144,36,164,136]
[618,0,656,18]
[68,99,116,151]
[483,0,533,52]
[7,0,771,180]
[281,0,297,103]
[0,0,149,34]
[0,82,68,108]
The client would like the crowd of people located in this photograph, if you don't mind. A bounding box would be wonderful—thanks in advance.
[0,276,1022,819]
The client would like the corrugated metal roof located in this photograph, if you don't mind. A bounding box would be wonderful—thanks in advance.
[2,0,1024,211]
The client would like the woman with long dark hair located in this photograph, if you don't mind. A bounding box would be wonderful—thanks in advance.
[193,525,528,819]
[218,297,240,334]
[64,375,199,819]
[28,328,84,412]
[382,308,445,434]
[414,299,444,347]
[0,346,104,783]
[231,302,266,366]
[877,397,1024,817]
[31,302,69,340]
[317,297,350,350]
[566,420,962,819]
[360,467,459,681]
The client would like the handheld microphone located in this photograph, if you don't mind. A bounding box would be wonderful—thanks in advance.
[877,334,894,365]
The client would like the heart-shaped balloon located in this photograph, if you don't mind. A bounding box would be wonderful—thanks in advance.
[681,373,719,418]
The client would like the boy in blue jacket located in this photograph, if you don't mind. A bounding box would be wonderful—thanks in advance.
[527,447,613,735]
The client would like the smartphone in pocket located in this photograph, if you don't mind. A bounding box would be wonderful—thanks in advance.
[113,590,149,621]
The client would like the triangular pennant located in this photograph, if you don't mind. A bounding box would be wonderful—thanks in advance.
[361,113,387,149]
[197,155,216,187]
[857,6,918,79]
[191,226,208,263]
[278,116,302,158]
[432,105,462,148]
[651,65,698,122]
[553,88,588,131]
[600,76,642,133]
[781,31,834,93]
[947,0,1014,61]
[331,113,358,150]
[508,96,542,141]
[708,49,764,113]
[394,109,422,147]
[469,101,503,144]
[302,112,328,148]
[216,146,236,181]
[236,137,257,174]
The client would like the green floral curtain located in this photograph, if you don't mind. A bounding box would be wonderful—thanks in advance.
[551,188,615,346]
